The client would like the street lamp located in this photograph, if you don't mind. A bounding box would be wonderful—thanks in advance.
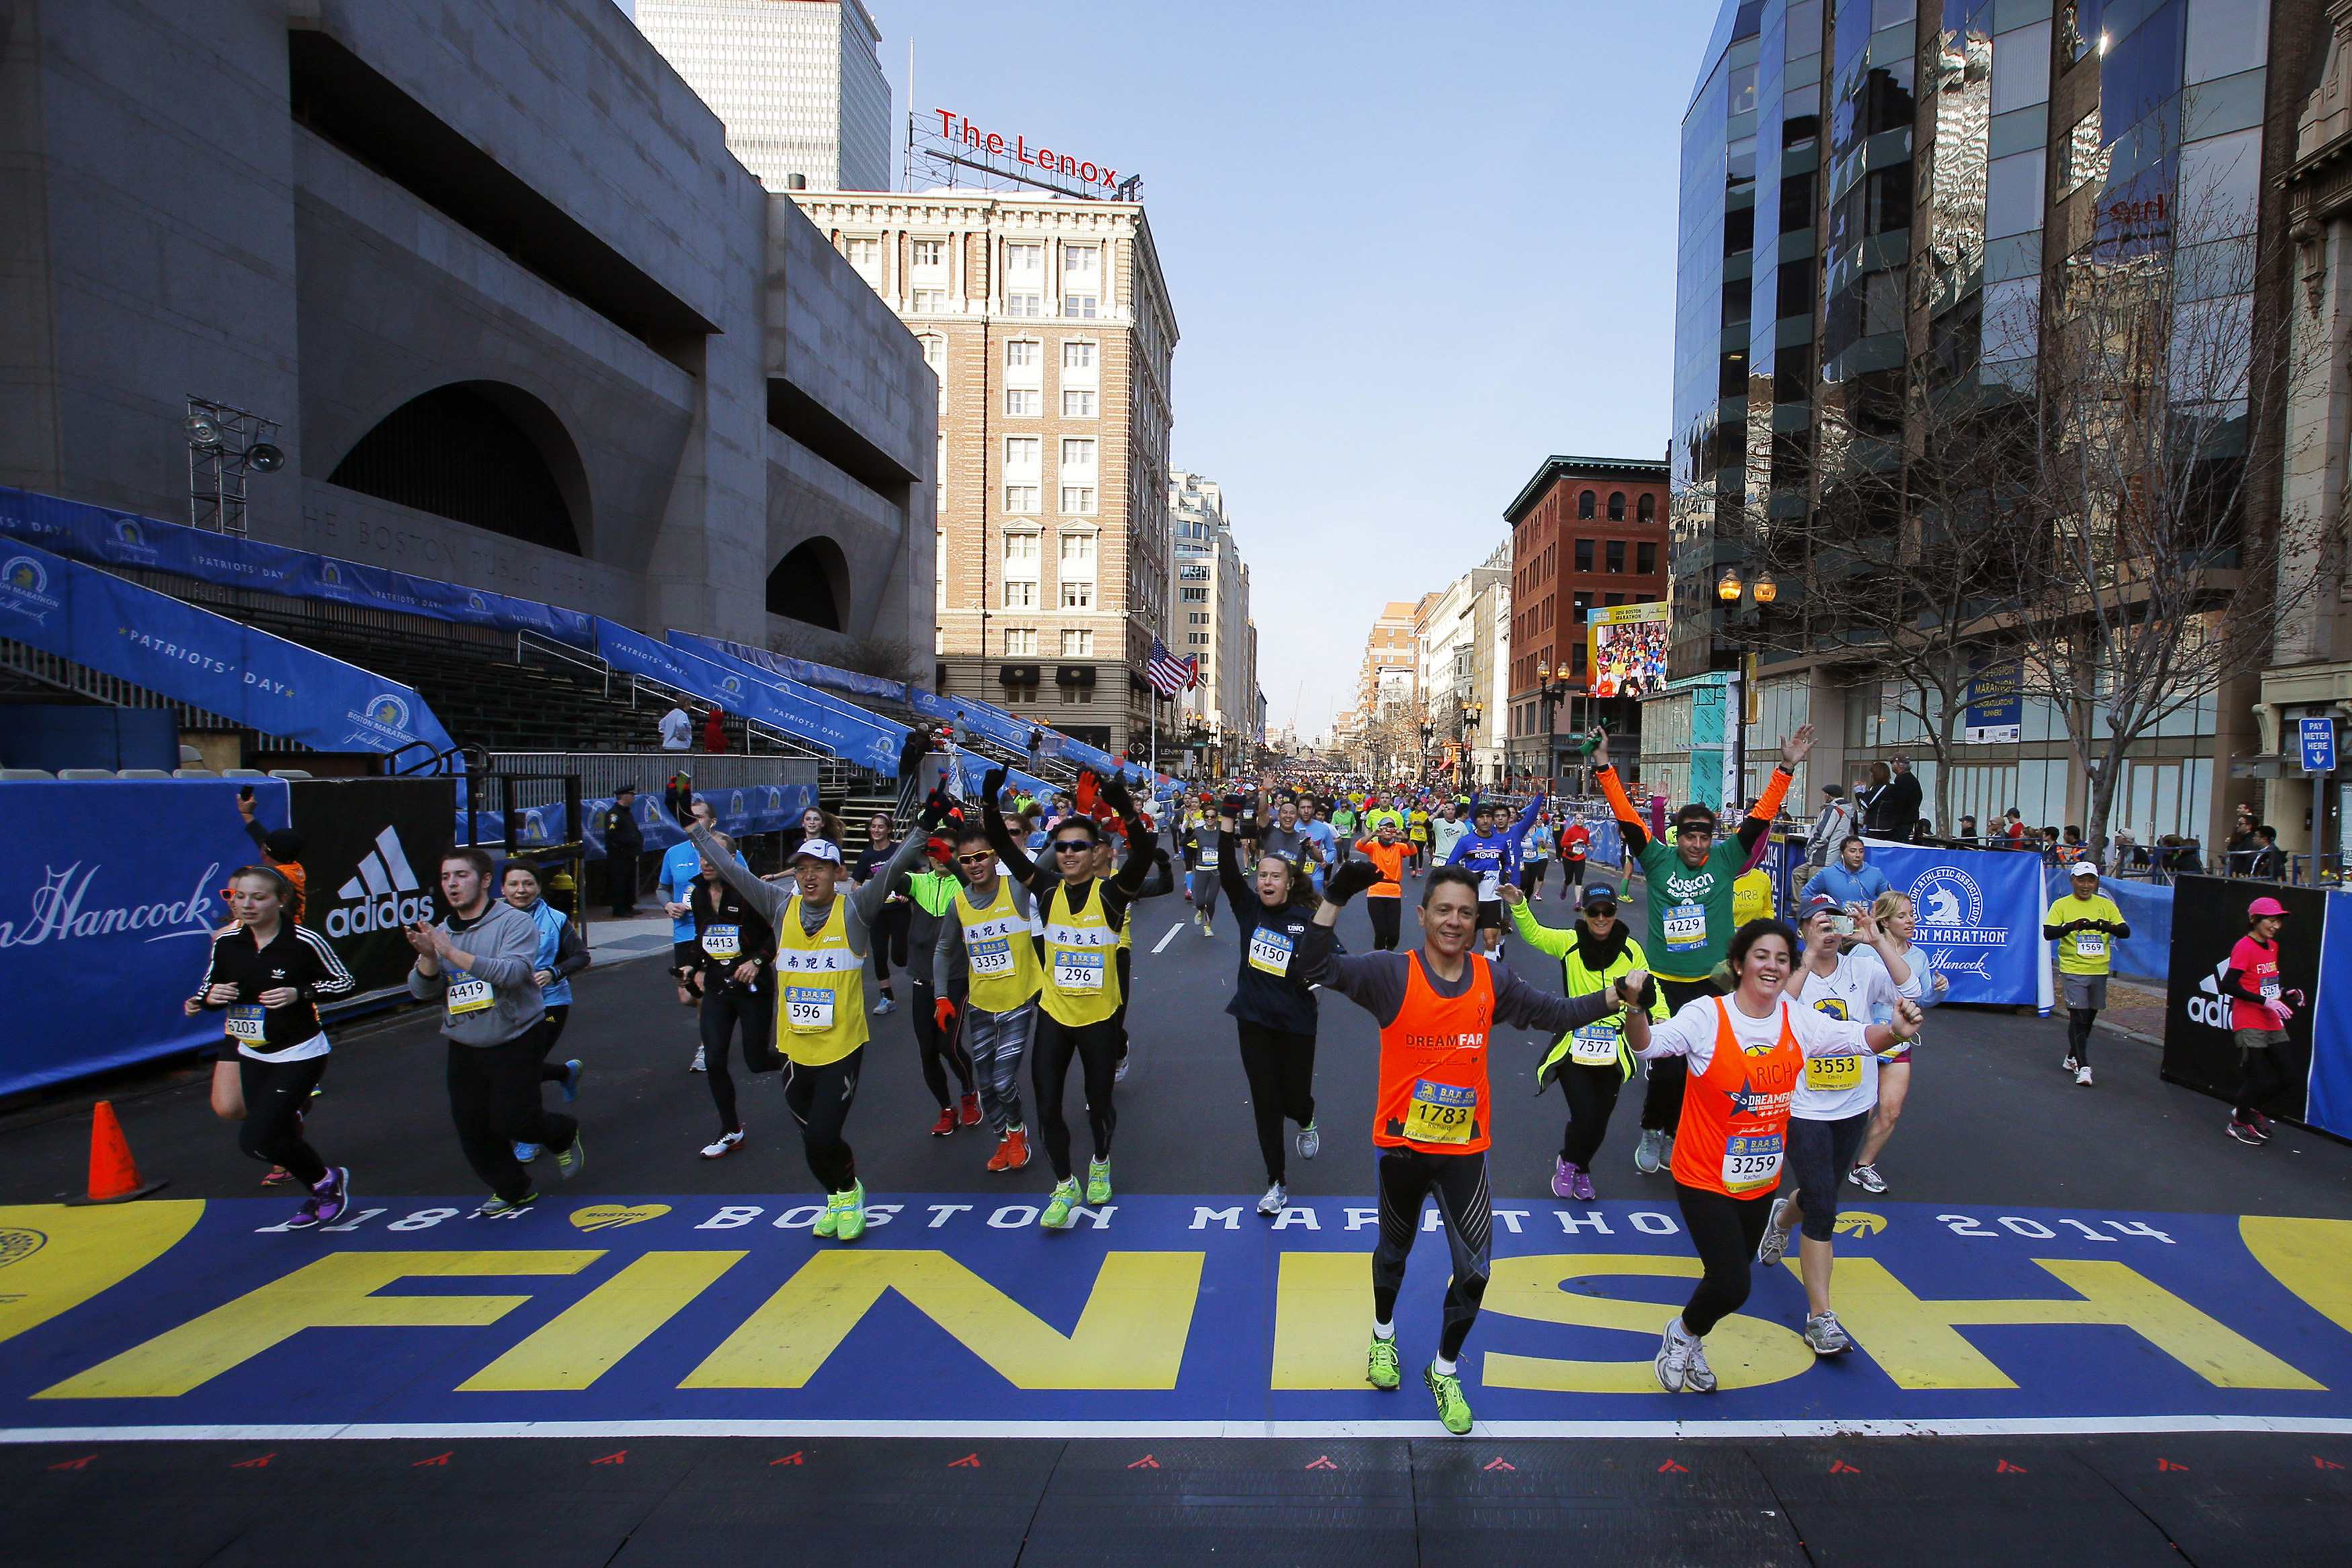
[1533,658,1575,787]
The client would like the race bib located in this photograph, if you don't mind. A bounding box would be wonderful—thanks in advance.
[1402,1079,1478,1145]
[1478,869,1501,900]
[1053,951,1106,992]
[2072,931,2106,959]
[1569,1022,1620,1065]
[968,936,1015,978]
[785,985,835,1032]
[1199,848,1220,870]
[445,977,493,1018]
[2260,977,2282,1001]
[1806,1053,1863,1092]
[1722,1132,1784,1191]
[1663,902,1708,953]
[224,1004,267,1044]
[1247,928,1296,977]
[701,924,742,960]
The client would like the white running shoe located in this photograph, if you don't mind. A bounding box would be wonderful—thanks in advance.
[1685,1336,1718,1393]
[700,1128,745,1160]
[1296,1121,1320,1161]
[2062,1054,2078,1074]
[1757,1198,1793,1267]
[1203,922,1214,938]
[1257,1183,1288,1216]
[1634,1128,1665,1175]
[691,1045,707,1073]
[1847,1162,1888,1194]
[2076,1065,2094,1086]
[1804,1310,1853,1356]
[1654,1316,1698,1393]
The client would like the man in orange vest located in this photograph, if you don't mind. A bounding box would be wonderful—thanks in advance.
[1304,859,1652,1435]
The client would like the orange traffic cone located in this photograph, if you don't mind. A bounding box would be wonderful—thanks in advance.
[69,1100,167,1205]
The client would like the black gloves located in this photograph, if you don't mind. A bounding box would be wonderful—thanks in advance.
[1325,861,1384,906]
[919,788,954,834]
[1220,792,1249,820]
[982,765,1008,804]
[1100,773,1136,816]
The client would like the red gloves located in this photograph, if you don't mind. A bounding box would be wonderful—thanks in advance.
[934,998,957,1031]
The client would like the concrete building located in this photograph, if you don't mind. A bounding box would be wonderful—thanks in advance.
[1169,470,1255,776]
[635,0,892,194]
[0,0,934,666]
[1417,547,1509,788]
[1468,566,1513,787]
[1347,599,1423,769]
[791,189,1177,752]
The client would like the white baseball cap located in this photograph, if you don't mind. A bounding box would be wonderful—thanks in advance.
[791,838,843,865]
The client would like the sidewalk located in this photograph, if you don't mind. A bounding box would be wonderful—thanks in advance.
[2090,973,2169,1047]
[576,910,678,964]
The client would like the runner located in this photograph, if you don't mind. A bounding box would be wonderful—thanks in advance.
[2222,896,2302,1145]
[1503,878,1666,1200]
[1429,801,1469,871]
[660,798,714,1035]
[1179,802,1223,937]
[896,828,980,1137]
[2045,863,2128,1086]
[937,806,1043,1172]
[1216,801,1323,1215]
[1847,887,1945,1193]
[1755,896,1923,1355]
[499,862,589,1165]
[1519,812,1555,900]
[185,865,357,1227]
[1353,818,1410,951]
[1629,918,1921,1393]
[688,829,777,1160]
[406,847,581,1215]
[1591,722,1809,1174]
[1331,795,1359,847]
[1092,824,1172,1084]
[679,797,936,1239]
[980,767,1152,1226]
[1406,801,1431,876]
[1450,793,1539,961]
[853,812,909,1016]
[1558,813,1591,898]
[1298,795,1341,898]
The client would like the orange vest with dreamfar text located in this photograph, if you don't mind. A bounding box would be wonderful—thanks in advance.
[1374,954,1497,1154]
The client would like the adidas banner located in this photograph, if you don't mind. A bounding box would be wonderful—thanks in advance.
[0,779,290,1095]
[2162,874,2326,1125]
[289,778,460,1000]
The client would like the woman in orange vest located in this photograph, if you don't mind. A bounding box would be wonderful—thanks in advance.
[1304,860,1650,1435]
[1620,918,1921,1394]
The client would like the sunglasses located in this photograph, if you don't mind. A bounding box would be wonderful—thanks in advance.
[1052,840,1093,854]
[954,852,995,866]
[1583,904,1618,917]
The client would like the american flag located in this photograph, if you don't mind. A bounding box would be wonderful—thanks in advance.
[1145,637,1198,698]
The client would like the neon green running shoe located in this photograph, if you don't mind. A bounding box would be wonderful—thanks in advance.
[1040,1177,1080,1229]
[1086,1158,1112,1206]
[833,1181,867,1243]
[812,1196,839,1239]
[1425,1363,1472,1435]
[1366,1334,1401,1391]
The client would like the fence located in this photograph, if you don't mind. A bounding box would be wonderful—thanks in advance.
[487,752,820,812]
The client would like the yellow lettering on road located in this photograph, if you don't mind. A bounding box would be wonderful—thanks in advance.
[0,1202,204,1347]
[2241,1217,2352,1338]
[35,1250,601,1401]
[1271,1251,1369,1389]
[459,1252,745,1392]
[1481,1254,1812,1393]
[680,1250,1202,1391]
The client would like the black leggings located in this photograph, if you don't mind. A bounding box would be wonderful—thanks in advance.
[1032,1012,1121,1180]
[1560,858,1586,891]
[1114,947,1132,1059]
[700,981,775,1135]
[870,901,909,989]
[1236,1020,1316,1184]
[446,1034,577,1205]
[1519,863,1547,894]
[1368,898,1402,951]
[2067,1008,2096,1064]
[911,973,974,1108]
[1642,978,1718,1132]
[1372,1148,1492,1361]
[2235,1045,2287,1119]
[532,1004,571,1084]
[1675,1182,1777,1336]
[782,1045,862,1193]
[1554,1060,1626,1168]
[238,1053,329,1186]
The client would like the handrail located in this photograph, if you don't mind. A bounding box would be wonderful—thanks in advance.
[517,629,610,696]
[384,738,472,777]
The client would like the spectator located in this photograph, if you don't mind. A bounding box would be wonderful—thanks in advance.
[1802,834,1894,910]
[601,784,644,916]
[2225,806,2260,875]
[2003,808,2027,848]
[2248,825,2287,881]
[2172,836,2206,877]
[1910,817,1935,844]
[1956,814,1980,848]
[1855,762,1893,836]
[702,706,727,754]
[2055,826,2086,865]
[658,705,692,752]
[1880,754,1924,842]
[233,786,307,922]
[1027,726,1046,764]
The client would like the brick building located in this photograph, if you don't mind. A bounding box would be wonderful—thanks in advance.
[1503,455,1669,777]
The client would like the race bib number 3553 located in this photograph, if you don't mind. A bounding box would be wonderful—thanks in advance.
[1805,1053,1863,1092]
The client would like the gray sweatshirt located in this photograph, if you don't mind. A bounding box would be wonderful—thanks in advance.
[687,820,929,954]
[933,873,1040,1003]
[408,899,546,1046]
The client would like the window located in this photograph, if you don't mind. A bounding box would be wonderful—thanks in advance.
[1004,532,1040,567]
[1006,340,1039,370]
[1006,242,1043,275]
[1187,610,1209,625]
[1005,293,1042,317]
[1605,592,1624,606]
[1060,687,1093,705]
[1187,631,1209,645]
[1062,341,1097,372]
[911,238,946,267]
[1004,436,1041,471]
[845,236,879,272]
[1064,245,1099,279]
[1606,539,1626,572]
[1006,388,1040,416]
[1572,591,1593,618]
[1063,294,1099,319]
[1607,492,1627,521]
[1060,438,1097,469]
[1638,493,1656,523]
[1059,532,1095,570]
[1060,580,1094,609]
[1180,585,1208,603]
[1003,580,1038,609]
[910,289,946,312]
[1003,627,1037,655]
[1570,643,1588,674]
[1061,629,1093,656]
[1637,541,1657,574]
[1574,538,1595,572]
[1003,484,1040,512]
[1060,486,1097,513]
[1062,388,1097,418]
[1577,490,1596,519]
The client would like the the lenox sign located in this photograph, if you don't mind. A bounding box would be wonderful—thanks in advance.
[933,111,1124,191]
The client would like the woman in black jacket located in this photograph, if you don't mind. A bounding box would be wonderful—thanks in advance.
[1218,803,1325,1217]
[185,865,358,1227]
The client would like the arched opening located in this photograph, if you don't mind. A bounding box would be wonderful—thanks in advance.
[1607,491,1627,521]
[769,536,849,631]
[1577,489,1595,519]
[328,382,587,554]
[1638,492,1657,523]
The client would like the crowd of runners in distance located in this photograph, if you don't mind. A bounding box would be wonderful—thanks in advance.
[181,723,2307,1433]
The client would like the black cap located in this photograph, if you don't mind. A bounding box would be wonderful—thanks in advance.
[614,783,636,795]
[1580,882,1619,910]
[261,828,303,861]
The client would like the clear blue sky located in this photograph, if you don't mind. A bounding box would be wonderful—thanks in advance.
[634,0,1719,738]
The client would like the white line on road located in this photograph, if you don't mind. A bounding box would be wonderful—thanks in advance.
[1152,920,1185,953]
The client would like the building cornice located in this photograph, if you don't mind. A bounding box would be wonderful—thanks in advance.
[1503,455,1672,525]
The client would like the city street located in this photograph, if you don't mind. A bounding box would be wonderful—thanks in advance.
[3,884,2349,1565]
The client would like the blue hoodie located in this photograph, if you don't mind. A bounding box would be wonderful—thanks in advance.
[1449,793,1542,900]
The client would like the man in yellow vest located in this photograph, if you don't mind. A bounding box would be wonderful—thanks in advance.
[933,818,1044,1172]
[683,794,936,1240]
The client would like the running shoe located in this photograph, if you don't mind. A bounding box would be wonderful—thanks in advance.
[477,1192,536,1217]
[1202,922,1214,938]
[261,1164,293,1188]
[960,1091,982,1127]
[691,1045,707,1073]
[1571,1166,1597,1203]
[2226,1117,2265,1145]
[309,1166,351,1227]
[833,1181,867,1243]
[561,1059,585,1103]
[874,994,897,1016]
[1257,1182,1288,1216]
[985,1131,1015,1172]
[700,1128,745,1160]
[1847,1162,1888,1195]
[1757,1198,1793,1267]
[929,1106,957,1137]
[1115,1053,1130,1083]
[284,1194,326,1230]
[2062,1054,2078,1074]
[1424,1364,1473,1435]
[1654,1317,1698,1393]
[1296,1121,1319,1161]
[1552,1157,1579,1200]
[813,1198,839,1238]
[554,1133,585,1180]
[1003,1126,1032,1170]
[1366,1334,1402,1391]
[2075,1065,2094,1087]
[513,1141,541,1164]
[1634,1128,1665,1175]
[1087,1158,1113,1206]
[1685,1336,1719,1393]
[1040,1177,1081,1229]
[2251,1110,2277,1137]
[1804,1311,1853,1356]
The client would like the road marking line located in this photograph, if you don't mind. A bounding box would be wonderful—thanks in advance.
[1152,922,1183,953]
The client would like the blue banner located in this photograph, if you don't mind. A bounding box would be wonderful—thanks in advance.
[1964,657,2023,744]
[1859,838,2049,1006]
[2306,892,2352,1141]
[0,486,595,648]
[0,779,287,1096]
[667,630,908,705]
[593,621,903,775]
[466,781,818,858]
[0,540,457,763]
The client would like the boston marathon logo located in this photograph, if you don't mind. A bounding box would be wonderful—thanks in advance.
[345,691,417,749]
[0,555,60,625]
[326,825,432,938]
[1908,864,2000,978]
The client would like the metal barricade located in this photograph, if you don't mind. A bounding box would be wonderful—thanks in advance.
[487,751,820,810]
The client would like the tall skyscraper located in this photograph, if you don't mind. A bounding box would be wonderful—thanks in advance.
[636,0,892,193]
[1169,471,1255,775]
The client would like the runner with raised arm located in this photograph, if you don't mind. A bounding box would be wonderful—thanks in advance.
[1217,801,1324,1214]
[942,779,1046,1172]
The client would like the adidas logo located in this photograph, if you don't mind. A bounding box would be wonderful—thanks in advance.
[327,826,432,938]
[2187,960,2234,1031]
